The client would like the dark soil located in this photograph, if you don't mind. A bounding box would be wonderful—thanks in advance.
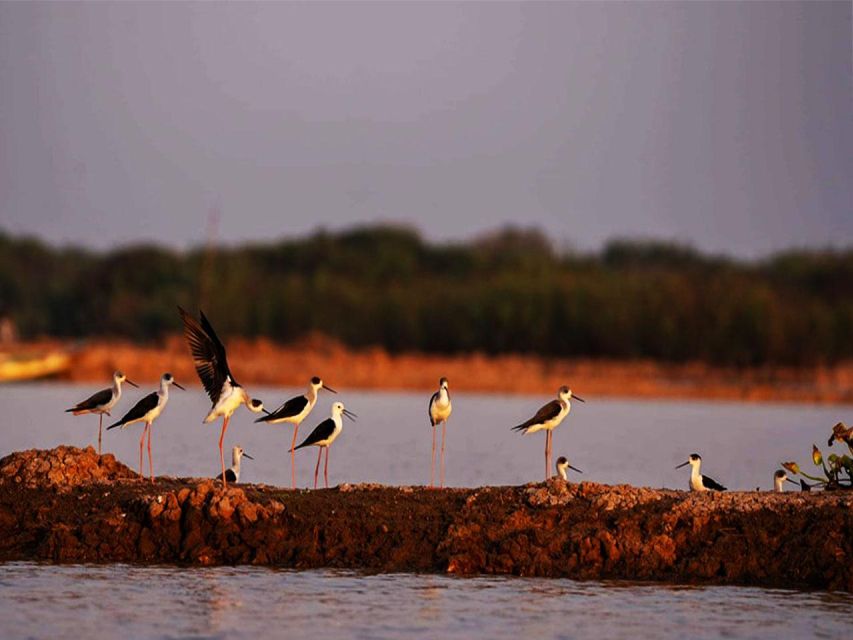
[1,446,850,591]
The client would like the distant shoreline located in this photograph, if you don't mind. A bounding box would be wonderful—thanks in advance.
[9,336,853,405]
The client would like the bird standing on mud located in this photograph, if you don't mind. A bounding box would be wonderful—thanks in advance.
[512,386,584,481]
[106,372,184,481]
[428,377,452,488]
[555,456,583,481]
[220,446,253,484]
[293,401,357,489]
[773,469,798,492]
[178,307,269,487]
[66,370,139,455]
[255,376,336,488]
[675,453,727,492]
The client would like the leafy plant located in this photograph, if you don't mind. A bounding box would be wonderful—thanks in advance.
[782,422,853,490]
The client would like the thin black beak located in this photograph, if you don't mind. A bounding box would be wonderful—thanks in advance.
[675,461,689,469]
[323,384,338,394]
[785,477,799,486]
[242,453,254,461]
[568,464,583,474]
[573,395,585,403]
[261,407,271,415]
[343,409,357,421]
[126,379,140,388]
[173,382,186,390]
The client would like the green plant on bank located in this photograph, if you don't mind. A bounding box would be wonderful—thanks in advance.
[782,422,853,490]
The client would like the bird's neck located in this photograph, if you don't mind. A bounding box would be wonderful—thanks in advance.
[232,454,241,470]
[307,386,319,405]
[774,478,784,492]
[557,467,567,480]
[437,388,449,404]
[158,381,170,400]
[691,465,701,481]
[112,379,122,396]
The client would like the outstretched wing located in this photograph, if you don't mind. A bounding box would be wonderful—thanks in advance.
[293,418,336,450]
[702,475,727,491]
[178,307,234,404]
[512,399,562,432]
[106,392,158,429]
[66,387,112,413]
[256,395,309,423]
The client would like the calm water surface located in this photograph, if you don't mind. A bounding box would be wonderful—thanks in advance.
[2,386,852,637]
[0,383,849,490]
[1,563,852,640]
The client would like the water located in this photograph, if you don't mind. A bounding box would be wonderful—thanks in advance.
[0,383,849,491]
[0,563,850,640]
[2,385,852,637]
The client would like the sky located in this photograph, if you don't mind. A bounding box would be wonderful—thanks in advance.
[0,1,851,257]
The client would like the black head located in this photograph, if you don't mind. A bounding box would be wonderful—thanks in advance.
[774,469,786,479]
[439,377,449,388]
[163,373,174,382]
[556,456,568,465]
[311,376,321,385]
[250,398,263,409]
[689,453,701,462]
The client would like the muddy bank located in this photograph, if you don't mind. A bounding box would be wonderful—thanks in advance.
[20,336,853,403]
[1,446,851,591]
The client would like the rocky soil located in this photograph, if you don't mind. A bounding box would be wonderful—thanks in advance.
[1,446,850,591]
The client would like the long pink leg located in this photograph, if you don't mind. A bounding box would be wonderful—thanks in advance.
[313,447,322,489]
[544,431,549,481]
[430,425,436,488]
[98,414,103,456]
[138,425,147,477]
[147,422,154,482]
[290,424,300,489]
[219,415,230,487]
[324,446,329,488]
[440,420,447,488]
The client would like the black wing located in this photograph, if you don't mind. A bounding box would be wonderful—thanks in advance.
[66,387,112,412]
[223,468,237,483]
[106,392,159,429]
[428,391,440,426]
[702,475,727,491]
[293,418,336,450]
[256,395,308,423]
[179,307,235,404]
[512,399,562,432]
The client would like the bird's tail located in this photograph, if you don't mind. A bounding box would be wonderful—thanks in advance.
[511,423,528,432]
[254,414,271,424]
[105,420,124,431]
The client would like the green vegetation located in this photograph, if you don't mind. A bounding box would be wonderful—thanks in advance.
[1,226,851,366]
[783,423,853,490]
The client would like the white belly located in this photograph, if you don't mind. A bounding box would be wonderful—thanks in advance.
[525,407,568,434]
[205,385,246,422]
[430,399,452,423]
[690,475,706,492]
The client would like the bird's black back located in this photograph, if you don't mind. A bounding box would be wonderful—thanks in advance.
[107,392,159,429]
[66,387,112,412]
[702,475,727,491]
[512,399,562,431]
[294,418,336,450]
[223,468,237,483]
[428,391,440,426]
[256,395,308,423]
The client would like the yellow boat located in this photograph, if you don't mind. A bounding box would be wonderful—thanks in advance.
[0,350,71,382]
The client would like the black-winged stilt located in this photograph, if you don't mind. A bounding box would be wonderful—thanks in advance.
[65,370,139,455]
[773,469,798,492]
[220,446,254,484]
[428,377,452,488]
[512,386,584,481]
[106,373,184,481]
[292,401,356,489]
[675,453,727,491]
[555,456,583,480]
[178,307,269,487]
[255,376,336,488]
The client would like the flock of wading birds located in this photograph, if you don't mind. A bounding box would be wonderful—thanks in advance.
[65,307,828,493]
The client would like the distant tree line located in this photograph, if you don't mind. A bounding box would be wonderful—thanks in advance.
[1,226,851,366]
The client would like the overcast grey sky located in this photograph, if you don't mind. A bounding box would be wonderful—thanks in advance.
[1,1,851,256]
